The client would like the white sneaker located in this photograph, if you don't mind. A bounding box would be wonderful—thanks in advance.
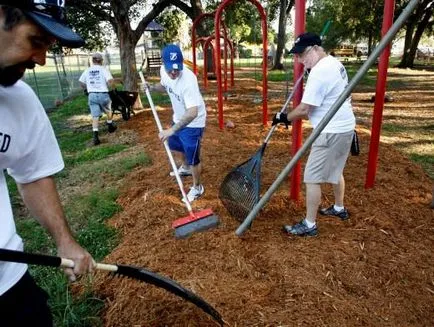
[182,185,204,203]
[169,165,192,177]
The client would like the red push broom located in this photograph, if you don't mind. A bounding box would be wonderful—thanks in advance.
[139,72,219,238]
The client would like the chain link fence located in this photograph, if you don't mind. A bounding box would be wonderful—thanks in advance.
[23,49,148,110]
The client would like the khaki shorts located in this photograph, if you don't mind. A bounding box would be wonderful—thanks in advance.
[304,131,353,184]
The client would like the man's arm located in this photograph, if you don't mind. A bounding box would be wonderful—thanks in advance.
[17,177,94,281]
[107,78,115,90]
[159,106,199,142]
[79,82,86,90]
[287,102,313,121]
[148,82,165,93]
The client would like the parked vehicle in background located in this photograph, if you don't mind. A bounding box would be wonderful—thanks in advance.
[330,45,355,57]
[416,46,433,60]
[356,44,369,56]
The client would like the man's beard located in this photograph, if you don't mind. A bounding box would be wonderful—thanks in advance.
[0,61,35,87]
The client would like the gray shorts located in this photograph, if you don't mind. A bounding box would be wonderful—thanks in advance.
[304,131,353,184]
[88,92,111,118]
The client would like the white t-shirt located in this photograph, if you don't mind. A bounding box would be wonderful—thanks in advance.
[159,66,206,128]
[79,65,113,93]
[302,55,355,133]
[0,81,64,295]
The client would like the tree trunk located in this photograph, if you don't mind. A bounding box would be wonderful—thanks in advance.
[397,0,433,68]
[111,0,142,108]
[273,0,289,70]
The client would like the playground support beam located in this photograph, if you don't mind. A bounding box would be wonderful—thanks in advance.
[192,13,215,76]
[235,0,420,236]
[365,0,396,188]
[215,0,268,130]
[290,0,306,201]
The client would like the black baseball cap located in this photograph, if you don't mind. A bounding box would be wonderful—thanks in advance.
[289,32,322,54]
[0,0,85,48]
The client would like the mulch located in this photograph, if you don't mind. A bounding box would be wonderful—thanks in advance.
[90,72,434,327]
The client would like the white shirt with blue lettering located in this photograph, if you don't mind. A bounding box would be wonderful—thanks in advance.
[79,65,113,93]
[0,80,64,295]
[302,55,355,133]
[159,66,206,128]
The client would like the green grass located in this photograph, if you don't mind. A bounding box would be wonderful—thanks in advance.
[11,93,151,327]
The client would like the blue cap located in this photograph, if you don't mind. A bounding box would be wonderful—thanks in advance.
[162,44,183,71]
[1,0,85,48]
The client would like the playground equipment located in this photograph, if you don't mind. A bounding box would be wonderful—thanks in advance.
[214,0,268,129]
[192,12,234,91]
[235,0,420,236]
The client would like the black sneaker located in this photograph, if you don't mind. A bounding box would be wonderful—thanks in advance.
[319,205,349,220]
[107,122,117,133]
[282,219,318,237]
[93,131,101,146]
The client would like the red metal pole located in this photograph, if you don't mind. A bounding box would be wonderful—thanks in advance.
[215,0,268,129]
[260,9,268,126]
[365,0,395,188]
[290,0,305,201]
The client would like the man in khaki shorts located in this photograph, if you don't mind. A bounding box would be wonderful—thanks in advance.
[272,32,356,237]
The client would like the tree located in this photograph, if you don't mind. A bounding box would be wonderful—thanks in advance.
[69,0,206,101]
[272,0,295,70]
[397,0,434,68]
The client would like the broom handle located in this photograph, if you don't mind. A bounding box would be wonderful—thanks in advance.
[139,72,194,213]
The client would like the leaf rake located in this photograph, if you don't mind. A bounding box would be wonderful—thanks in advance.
[0,248,224,326]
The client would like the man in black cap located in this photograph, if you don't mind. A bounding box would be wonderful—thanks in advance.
[0,1,94,325]
[272,32,356,237]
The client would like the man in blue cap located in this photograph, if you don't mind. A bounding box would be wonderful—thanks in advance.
[272,32,356,237]
[149,44,207,203]
[0,1,94,325]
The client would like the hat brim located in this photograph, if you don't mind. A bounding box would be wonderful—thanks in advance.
[163,61,183,71]
[26,12,85,48]
[289,45,309,54]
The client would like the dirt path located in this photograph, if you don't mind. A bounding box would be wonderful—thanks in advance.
[93,69,434,327]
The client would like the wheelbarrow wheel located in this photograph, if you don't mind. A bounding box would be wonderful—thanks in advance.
[122,107,131,121]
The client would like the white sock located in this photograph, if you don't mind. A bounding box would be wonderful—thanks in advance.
[93,128,98,132]
[107,120,113,124]
[304,219,316,228]
[334,205,344,212]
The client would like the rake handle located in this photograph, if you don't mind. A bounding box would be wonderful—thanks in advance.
[0,248,118,272]
[138,72,194,213]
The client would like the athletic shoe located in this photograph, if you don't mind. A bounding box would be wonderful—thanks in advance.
[182,184,204,203]
[170,165,192,177]
[107,122,117,133]
[93,131,101,146]
[282,219,318,237]
[319,205,349,220]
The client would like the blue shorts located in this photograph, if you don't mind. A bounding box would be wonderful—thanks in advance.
[168,127,204,166]
[88,92,111,118]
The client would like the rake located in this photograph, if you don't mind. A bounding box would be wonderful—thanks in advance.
[219,74,304,222]
[0,248,224,326]
[139,72,220,238]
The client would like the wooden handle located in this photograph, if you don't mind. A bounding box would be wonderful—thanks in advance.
[60,257,118,272]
